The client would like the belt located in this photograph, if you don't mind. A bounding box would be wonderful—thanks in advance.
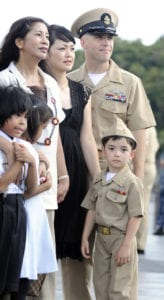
[97,225,111,235]
[97,225,125,236]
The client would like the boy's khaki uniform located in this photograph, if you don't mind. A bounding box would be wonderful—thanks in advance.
[82,164,144,300]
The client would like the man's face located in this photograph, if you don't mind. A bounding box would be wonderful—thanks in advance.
[80,33,114,63]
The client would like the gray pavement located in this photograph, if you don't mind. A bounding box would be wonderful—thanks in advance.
[138,192,164,300]
[56,192,164,299]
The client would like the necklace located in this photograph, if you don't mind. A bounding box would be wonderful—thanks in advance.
[36,97,59,146]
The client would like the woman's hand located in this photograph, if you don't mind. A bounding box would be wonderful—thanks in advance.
[57,176,69,203]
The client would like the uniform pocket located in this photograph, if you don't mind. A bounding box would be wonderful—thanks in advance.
[106,190,127,203]
[101,99,127,114]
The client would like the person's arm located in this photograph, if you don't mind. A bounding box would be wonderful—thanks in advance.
[132,129,146,179]
[0,161,23,191]
[57,132,69,203]
[37,150,50,170]
[80,98,101,177]
[81,210,96,259]
[24,171,52,200]
[0,138,23,191]
[0,136,15,167]
[24,160,38,198]
[114,216,142,266]
[14,143,38,198]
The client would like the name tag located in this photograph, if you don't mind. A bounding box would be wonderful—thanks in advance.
[105,92,127,103]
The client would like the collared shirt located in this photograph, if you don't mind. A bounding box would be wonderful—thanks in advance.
[68,59,156,149]
[81,164,144,232]
[0,62,65,209]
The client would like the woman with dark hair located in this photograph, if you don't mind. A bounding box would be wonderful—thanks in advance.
[0,17,69,300]
[41,25,100,300]
[0,17,48,71]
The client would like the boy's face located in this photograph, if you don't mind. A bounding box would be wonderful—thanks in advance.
[102,137,135,173]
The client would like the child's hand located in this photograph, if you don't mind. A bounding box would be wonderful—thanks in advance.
[14,143,35,165]
[40,172,52,190]
[114,244,130,266]
[39,162,47,178]
[81,239,91,259]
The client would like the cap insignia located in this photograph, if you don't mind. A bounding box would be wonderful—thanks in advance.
[101,13,111,25]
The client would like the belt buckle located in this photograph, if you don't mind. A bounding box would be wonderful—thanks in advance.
[102,226,111,235]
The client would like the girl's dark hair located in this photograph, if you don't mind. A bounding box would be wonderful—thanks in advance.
[40,24,75,72]
[0,85,32,126]
[102,135,136,150]
[48,24,75,46]
[0,16,48,70]
[27,94,53,141]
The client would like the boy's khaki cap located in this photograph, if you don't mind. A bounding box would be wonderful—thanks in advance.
[71,8,118,38]
[101,117,137,149]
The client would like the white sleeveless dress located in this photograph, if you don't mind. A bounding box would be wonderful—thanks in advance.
[18,139,58,280]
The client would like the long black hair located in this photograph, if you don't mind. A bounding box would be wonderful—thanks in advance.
[48,24,75,45]
[0,16,48,70]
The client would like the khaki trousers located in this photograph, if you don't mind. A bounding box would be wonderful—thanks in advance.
[60,258,93,300]
[136,163,157,250]
[93,231,138,300]
[27,210,56,300]
[59,230,95,300]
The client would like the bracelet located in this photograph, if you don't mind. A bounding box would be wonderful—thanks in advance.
[58,175,69,181]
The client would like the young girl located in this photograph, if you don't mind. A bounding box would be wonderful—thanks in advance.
[0,90,58,299]
[20,98,58,290]
[0,85,38,300]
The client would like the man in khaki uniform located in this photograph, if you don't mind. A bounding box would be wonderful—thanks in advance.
[81,117,144,300]
[68,8,156,177]
[68,8,156,251]
[65,7,156,299]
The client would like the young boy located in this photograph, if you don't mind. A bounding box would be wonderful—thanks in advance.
[81,117,144,300]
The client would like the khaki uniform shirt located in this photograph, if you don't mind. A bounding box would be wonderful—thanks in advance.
[82,164,144,232]
[68,60,156,149]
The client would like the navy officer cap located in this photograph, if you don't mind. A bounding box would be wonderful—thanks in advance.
[71,8,119,38]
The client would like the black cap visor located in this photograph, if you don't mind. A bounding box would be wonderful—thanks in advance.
[78,20,117,38]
